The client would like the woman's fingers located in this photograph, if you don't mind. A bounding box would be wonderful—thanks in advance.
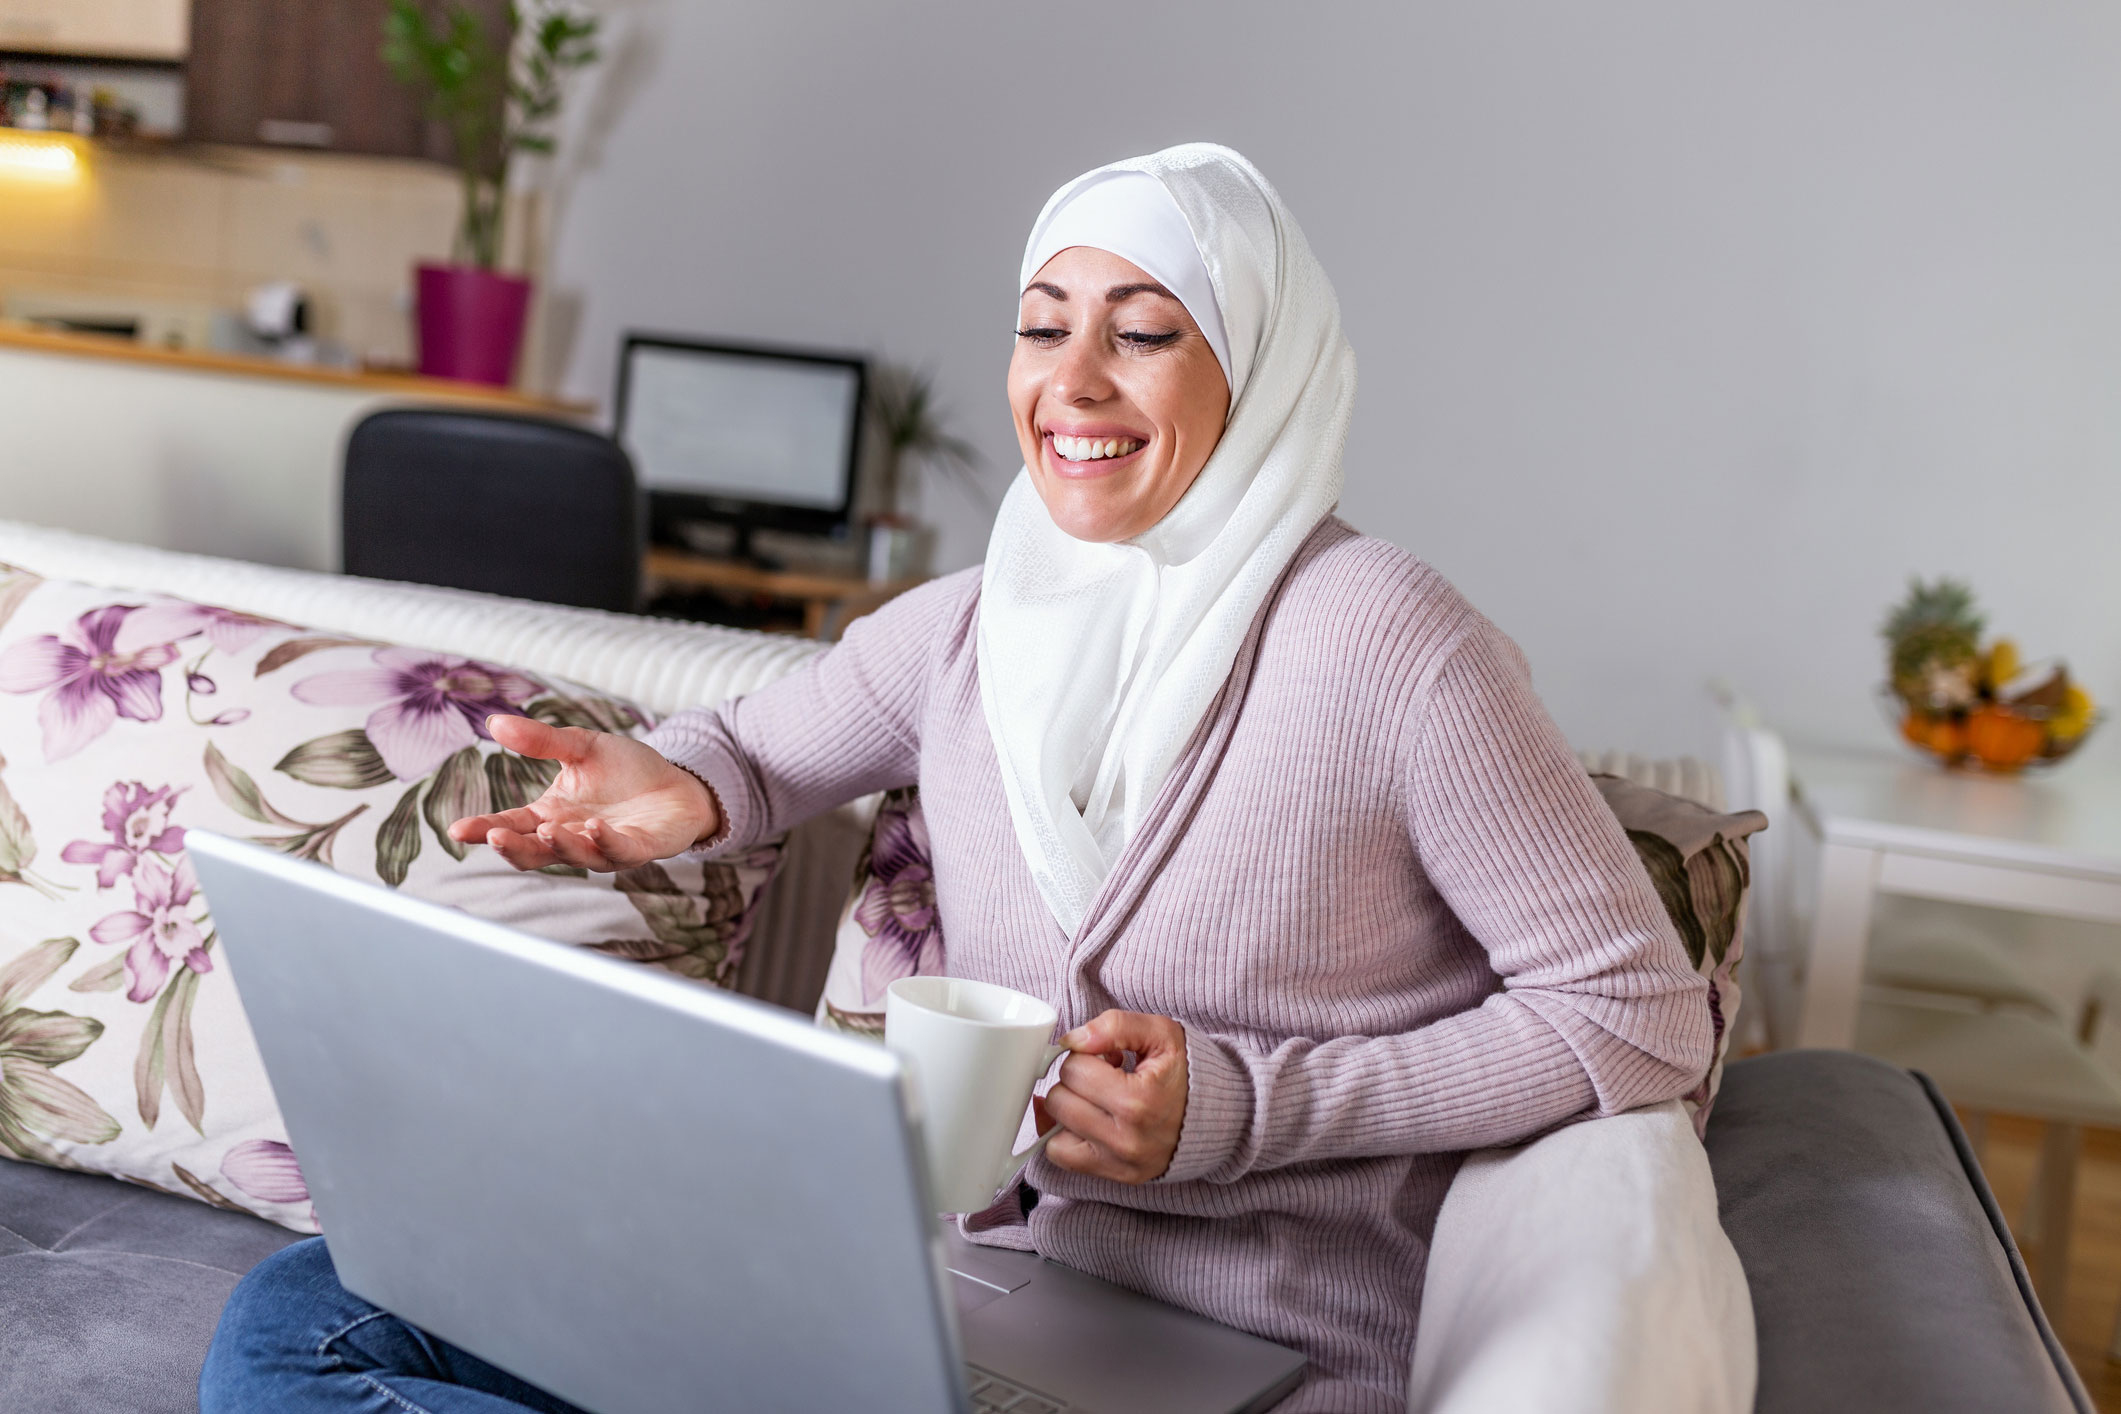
[484,827,561,871]
[536,819,621,872]
[448,804,545,843]
[486,714,597,764]
[1040,1076,1129,1152]
[1040,1010,1189,1184]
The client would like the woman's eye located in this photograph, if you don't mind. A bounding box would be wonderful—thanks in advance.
[1119,330,1182,349]
[1014,327,1067,345]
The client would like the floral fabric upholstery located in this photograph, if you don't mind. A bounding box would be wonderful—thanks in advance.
[0,565,779,1232]
[1588,772,1765,1134]
[814,787,942,1038]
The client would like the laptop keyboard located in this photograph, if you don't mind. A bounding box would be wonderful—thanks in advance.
[966,1364,1069,1412]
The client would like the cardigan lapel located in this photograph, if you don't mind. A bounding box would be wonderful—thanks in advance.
[1060,522,1319,971]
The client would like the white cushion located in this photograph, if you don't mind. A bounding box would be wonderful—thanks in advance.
[1409,1100,1757,1414]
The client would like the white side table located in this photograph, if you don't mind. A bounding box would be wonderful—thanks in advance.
[1788,746,2121,1049]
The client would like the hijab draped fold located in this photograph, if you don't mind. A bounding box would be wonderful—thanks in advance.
[978,144,1356,939]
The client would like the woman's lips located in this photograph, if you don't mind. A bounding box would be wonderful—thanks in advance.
[1043,432,1147,478]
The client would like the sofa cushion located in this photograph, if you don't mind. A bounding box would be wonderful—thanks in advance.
[814,786,935,1037]
[0,565,781,1233]
[1705,1050,2091,1414]
[0,1155,301,1414]
[1589,772,1764,1132]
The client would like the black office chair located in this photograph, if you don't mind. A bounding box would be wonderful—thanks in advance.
[342,408,643,613]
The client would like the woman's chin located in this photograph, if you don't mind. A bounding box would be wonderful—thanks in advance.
[1032,489,1147,544]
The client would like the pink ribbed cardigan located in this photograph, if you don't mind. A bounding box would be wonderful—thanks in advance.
[645,518,1712,1412]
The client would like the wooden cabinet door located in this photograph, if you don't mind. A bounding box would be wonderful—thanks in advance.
[0,0,190,61]
[185,0,504,162]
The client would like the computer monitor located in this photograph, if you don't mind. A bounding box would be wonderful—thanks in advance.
[613,334,866,558]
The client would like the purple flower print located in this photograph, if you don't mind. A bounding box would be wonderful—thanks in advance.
[120,602,281,656]
[221,1139,310,1205]
[62,782,187,889]
[0,605,179,760]
[856,795,944,1004]
[291,649,540,780]
[90,855,211,1003]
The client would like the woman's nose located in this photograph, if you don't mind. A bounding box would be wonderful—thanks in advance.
[1048,336,1116,405]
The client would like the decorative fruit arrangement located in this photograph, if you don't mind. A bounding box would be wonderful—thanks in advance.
[1882,577,2098,772]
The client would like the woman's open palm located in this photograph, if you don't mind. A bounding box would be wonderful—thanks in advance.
[447,715,719,872]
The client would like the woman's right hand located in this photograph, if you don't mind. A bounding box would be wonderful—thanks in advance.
[447,715,720,873]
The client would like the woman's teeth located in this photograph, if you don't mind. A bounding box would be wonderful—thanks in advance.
[1050,434,1143,462]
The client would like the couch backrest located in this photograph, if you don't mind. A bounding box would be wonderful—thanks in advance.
[0,520,823,718]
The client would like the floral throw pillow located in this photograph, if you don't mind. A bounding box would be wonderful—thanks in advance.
[1588,772,1767,1135]
[0,564,780,1231]
[814,787,942,1039]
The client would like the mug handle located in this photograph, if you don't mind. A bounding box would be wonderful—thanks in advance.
[996,1043,1071,1180]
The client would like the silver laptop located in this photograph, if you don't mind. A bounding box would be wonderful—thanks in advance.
[187,832,1305,1414]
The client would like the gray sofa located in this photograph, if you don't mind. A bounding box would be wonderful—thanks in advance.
[0,1049,2090,1413]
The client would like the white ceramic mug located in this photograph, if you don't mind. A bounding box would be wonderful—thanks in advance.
[884,976,1068,1214]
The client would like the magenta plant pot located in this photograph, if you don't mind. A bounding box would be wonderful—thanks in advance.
[414,263,532,386]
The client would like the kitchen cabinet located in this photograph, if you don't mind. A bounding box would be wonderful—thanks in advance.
[183,0,506,161]
[0,0,189,61]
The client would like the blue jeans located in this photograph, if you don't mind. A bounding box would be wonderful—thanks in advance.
[199,1238,587,1414]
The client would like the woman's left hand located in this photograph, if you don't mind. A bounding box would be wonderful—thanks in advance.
[1036,1010,1189,1184]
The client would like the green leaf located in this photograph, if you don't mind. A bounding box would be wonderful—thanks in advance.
[5,1060,120,1145]
[483,749,558,812]
[254,635,385,677]
[1626,830,1706,969]
[0,1006,104,1066]
[0,774,37,879]
[523,693,646,735]
[0,936,77,1008]
[170,1162,254,1214]
[134,979,174,1130]
[0,568,42,635]
[376,783,425,888]
[67,955,128,994]
[611,863,741,981]
[422,747,488,861]
[164,966,206,1134]
[0,1105,63,1165]
[204,742,297,827]
[277,730,395,790]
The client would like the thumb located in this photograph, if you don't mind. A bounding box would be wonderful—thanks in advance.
[488,714,595,765]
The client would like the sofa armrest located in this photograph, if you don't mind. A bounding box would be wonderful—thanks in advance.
[1706,1050,2091,1414]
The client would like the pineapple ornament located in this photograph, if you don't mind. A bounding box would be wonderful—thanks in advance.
[1883,577,1983,714]
[1881,577,2100,771]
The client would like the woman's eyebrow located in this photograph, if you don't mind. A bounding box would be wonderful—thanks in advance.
[1106,281,1179,304]
[1023,281,1067,300]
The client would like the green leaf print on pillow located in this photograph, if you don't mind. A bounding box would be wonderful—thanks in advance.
[0,937,123,1164]
[276,729,396,790]
[0,754,63,899]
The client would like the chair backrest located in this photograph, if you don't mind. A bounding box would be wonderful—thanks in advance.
[1709,682,1803,1046]
[343,408,643,613]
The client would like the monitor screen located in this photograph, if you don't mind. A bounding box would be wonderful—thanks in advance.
[616,339,863,517]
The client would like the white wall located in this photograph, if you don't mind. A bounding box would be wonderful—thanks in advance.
[0,347,578,574]
[543,1,2121,760]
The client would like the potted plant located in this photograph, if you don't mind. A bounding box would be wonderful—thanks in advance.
[383,0,598,386]
[865,365,986,581]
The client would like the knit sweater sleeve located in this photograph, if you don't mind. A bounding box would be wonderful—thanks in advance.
[1163,621,1713,1185]
[640,574,966,854]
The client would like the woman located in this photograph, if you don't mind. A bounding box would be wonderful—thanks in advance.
[202,145,1714,1413]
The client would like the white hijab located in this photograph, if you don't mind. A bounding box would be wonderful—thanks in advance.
[977,144,1357,938]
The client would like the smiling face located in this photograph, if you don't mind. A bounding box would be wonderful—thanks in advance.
[1009,245,1231,543]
